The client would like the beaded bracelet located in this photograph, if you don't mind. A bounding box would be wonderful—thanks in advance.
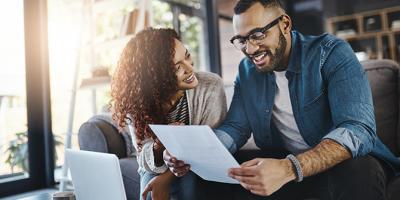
[286,154,303,182]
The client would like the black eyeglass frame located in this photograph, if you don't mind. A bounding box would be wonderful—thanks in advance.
[230,15,284,48]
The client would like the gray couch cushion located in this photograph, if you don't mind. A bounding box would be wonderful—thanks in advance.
[78,117,127,158]
[120,158,140,200]
[362,60,400,156]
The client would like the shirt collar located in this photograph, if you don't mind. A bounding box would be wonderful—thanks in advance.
[286,30,301,74]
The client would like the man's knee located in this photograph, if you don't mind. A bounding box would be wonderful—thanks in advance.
[329,155,386,184]
[323,155,387,200]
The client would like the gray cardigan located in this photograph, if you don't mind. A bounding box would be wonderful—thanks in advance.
[128,71,227,173]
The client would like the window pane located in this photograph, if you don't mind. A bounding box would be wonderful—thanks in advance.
[179,14,207,71]
[0,0,29,183]
[169,0,201,9]
[152,0,173,28]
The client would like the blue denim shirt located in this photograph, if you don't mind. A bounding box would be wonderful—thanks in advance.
[217,30,400,176]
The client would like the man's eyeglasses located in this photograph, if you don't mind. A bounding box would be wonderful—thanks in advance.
[230,15,284,51]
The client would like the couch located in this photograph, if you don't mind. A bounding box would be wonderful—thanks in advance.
[78,59,400,200]
[362,59,400,200]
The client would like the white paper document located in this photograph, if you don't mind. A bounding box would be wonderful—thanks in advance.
[149,125,240,184]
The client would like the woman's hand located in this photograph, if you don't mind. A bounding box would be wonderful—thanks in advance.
[163,150,190,177]
[142,171,175,200]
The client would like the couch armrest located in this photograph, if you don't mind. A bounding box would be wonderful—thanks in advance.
[78,116,127,158]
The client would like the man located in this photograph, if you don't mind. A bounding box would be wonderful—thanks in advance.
[165,0,400,199]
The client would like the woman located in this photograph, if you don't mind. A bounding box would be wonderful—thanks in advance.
[110,28,227,200]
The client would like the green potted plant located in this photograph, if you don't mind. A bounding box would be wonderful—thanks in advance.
[4,131,63,173]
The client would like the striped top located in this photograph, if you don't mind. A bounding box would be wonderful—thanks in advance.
[166,93,189,125]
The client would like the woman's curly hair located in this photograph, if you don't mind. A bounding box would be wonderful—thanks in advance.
[110,28,180,150]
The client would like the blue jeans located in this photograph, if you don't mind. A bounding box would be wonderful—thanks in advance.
[138,168,198,200]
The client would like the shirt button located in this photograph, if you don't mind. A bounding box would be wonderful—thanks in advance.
[266,109,270,113]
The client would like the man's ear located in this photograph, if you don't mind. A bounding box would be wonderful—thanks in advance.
[281,14,292,34]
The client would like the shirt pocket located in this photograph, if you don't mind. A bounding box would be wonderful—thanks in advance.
[303,88,327,111]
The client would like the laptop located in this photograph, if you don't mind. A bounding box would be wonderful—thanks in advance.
[66,149,127,200]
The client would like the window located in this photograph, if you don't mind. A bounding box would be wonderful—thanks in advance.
[0,0,29,183]
[180,13,207,71]
[0,0,54,197]
[153,0,174,28]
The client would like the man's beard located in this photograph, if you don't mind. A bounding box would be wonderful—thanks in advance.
[269,30,287,71]
[251,30,287,72]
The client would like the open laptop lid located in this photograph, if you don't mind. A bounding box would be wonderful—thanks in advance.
[66,149,127,200]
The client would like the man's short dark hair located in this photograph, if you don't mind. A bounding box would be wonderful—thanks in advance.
[234,0,284,15]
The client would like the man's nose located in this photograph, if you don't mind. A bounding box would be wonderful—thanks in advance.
[245,41,259,55]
